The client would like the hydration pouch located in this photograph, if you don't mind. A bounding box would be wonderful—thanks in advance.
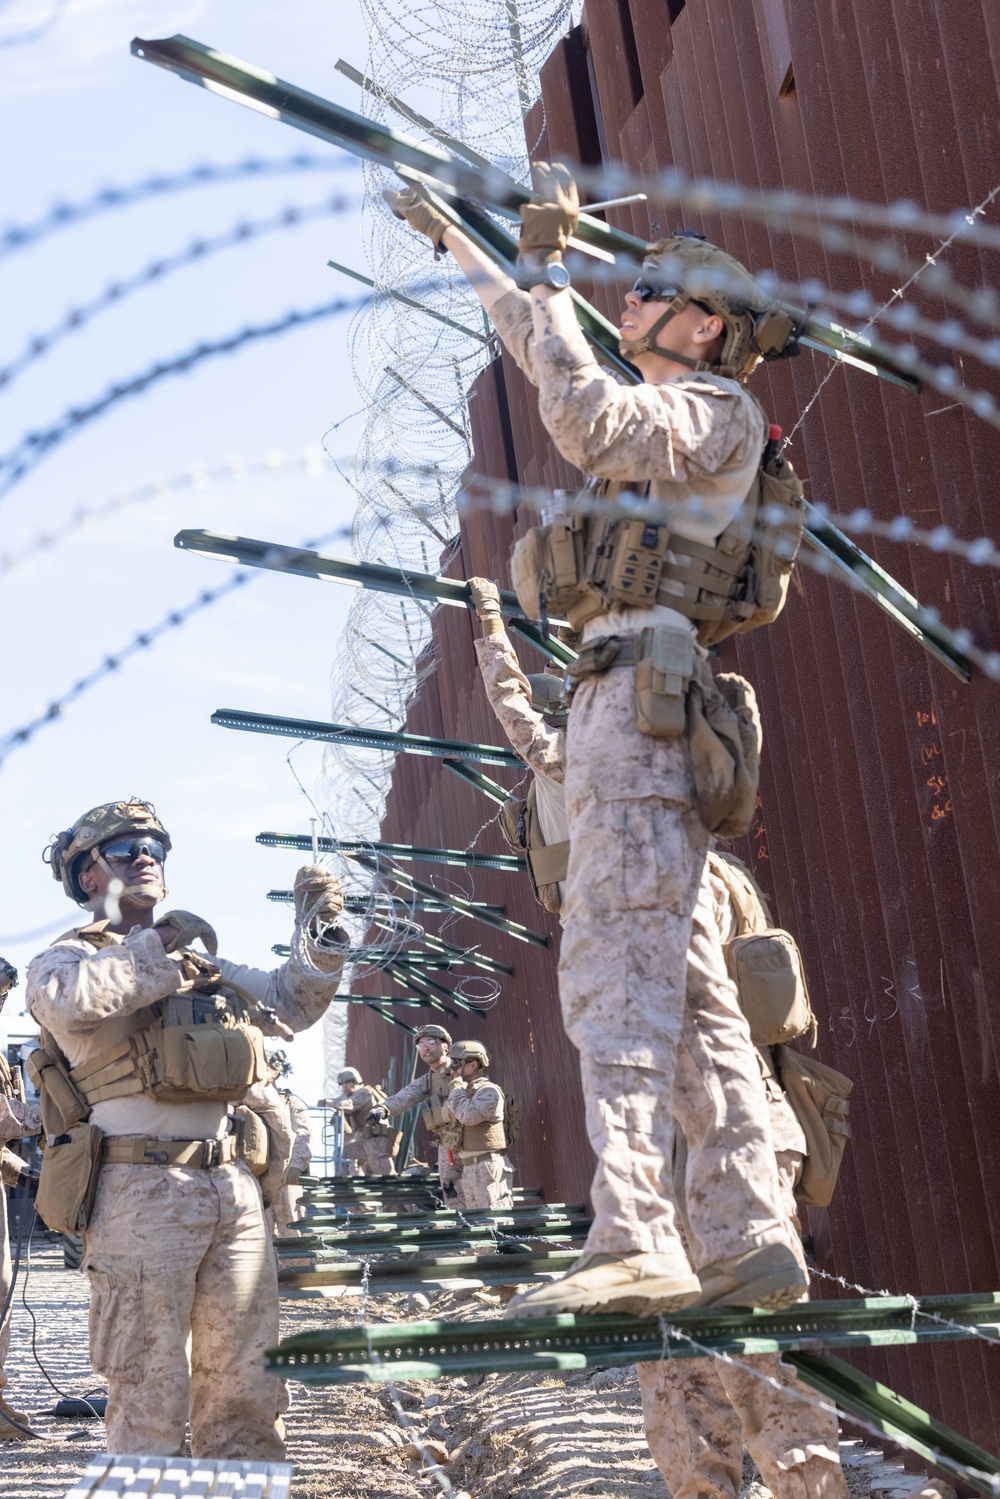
[634,624,694,738]
[36,1122,105,1234]
[586,516,670,612]
[27,1045,91,1136]
[726,930,817,1047]
[774,1046,852,1208]
[232,1105,270,1176]
[687,662,762,838]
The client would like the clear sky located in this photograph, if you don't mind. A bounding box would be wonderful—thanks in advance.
[0,0,380,1105]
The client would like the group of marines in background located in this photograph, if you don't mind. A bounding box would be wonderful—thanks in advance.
[0,155,900,1499]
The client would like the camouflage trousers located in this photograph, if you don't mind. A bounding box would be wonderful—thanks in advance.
[273,1172,303,1237]
[82,1159,284,1459]
[343,1138,396,1177]
[561,666,785,1264]
[457,1154,513,1210]
[639,1154,847,1499]
[436,1143,463,1191]
[0,1186,10,1386]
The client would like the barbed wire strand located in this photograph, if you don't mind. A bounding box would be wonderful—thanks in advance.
[0,155,351,263]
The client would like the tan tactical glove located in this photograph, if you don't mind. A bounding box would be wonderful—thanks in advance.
[519,161,580,264]
[467,575,504,638]
[293,865,347,941]
[383,185,452,258]
[154,910,219,956]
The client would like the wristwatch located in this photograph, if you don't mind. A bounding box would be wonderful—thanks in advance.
[533,261,571,291]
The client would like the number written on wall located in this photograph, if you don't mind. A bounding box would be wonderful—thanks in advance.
[915,703,952,825]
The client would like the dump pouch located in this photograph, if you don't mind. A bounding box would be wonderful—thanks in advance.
[725,930,816,1047]
[498,786,566,914]
[35,1122,105,1234]
[231,1105,270,1176]
[27,1045,91,1136]
[686,662,761,838]
[774,1046,852,1208]
[634,624,694,738]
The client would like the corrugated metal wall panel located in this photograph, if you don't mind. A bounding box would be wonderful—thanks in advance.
[346,0,1000,1459]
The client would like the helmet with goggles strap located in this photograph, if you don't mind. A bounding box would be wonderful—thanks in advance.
[621,232,802,379]
[46,799,171,907]
[450,1040,490,1068]
[414,1024,452,1044]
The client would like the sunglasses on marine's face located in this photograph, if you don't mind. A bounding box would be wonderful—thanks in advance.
[101,837,166,866]
[630,280,715,316]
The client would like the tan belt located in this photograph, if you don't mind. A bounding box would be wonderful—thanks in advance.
[566,634,640,690]
[459,1150,501,1164]
[102,1134,238,1168]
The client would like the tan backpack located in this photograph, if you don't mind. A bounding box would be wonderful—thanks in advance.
[773,1046,852,1208]
[708,850,817,1047]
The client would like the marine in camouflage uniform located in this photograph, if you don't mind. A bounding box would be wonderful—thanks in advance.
[385,171,804,1317]
[274,1088,313,1234]
[0,958,42,1439]
[638,859,849,1499]
[330,1068,397,1177]
[446,1041,514,1210]
[25,802,347,1460]
[372,1025,462,1195]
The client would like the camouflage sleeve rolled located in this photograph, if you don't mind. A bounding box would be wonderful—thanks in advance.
[218,932,346,1035]
[474,631,565,783]
[447,1083,504,1126]
[488,288,542,387]
[382,1073,430,1116]
[0,1095,41,1141]
[527,310,763,483]
[26,929,181,1035]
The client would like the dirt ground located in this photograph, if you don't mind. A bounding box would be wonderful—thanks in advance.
[0,1240,949,1499]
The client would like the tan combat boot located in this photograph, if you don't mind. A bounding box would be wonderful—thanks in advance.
[503,1252,701,1319]
[697,1242,808,1310]
[0,1397,36,1439]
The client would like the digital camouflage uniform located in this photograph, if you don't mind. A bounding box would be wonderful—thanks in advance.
[447,1075,514,1210]
[25,921,344,1459]
[274,1091,313,1234]
[334,1086,396,1177]
[382,1061,462,1192]
[243,1077,295,1238]
[0,1071,41,1432]
[474,626,568,912]
[489,288,789,1274]
[637,861,848,1499]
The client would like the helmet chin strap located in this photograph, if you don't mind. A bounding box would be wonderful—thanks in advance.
[618,293,719,373]
[91,852,167,911]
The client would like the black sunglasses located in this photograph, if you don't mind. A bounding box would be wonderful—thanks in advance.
[101,837,167,865]
[630,280,714,315]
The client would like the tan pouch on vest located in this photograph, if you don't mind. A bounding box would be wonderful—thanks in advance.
[27,1045,91,1136]
[634,624,694,738]
[586,515,670,611]
[499,785,566,915]
[144,1020,266,1103]
[510,517,604,630]
[774,1046,852,1208]
[686,661,761,838]
[231,1105,270,1176]
[36,1122,105,1234]
[726,930,816,1047]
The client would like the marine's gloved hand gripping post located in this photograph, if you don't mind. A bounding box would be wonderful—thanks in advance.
[130,33,972,684]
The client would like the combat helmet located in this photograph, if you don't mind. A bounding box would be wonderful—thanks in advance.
[337,1067,362,1085]
[46,799,171,906]
[527,674,568,727]
[450,1040,490,1068]
[414,1024,452,1044]
[621,232,802,379]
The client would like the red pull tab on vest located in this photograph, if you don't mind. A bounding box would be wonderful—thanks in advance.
[769,423,782,442]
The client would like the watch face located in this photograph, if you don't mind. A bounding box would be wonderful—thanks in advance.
[548,263,570,289]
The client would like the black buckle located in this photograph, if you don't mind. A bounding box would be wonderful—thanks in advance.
[202,1138,224,1168]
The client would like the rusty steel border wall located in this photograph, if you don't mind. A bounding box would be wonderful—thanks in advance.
[346,0,1000,1461]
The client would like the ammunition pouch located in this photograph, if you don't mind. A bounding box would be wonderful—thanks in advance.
[232,1105,270,1176]
[634,624,694,738]
[686,662,761,838]
[35,1122,105,1234]
[436,1120,463,1151]
[68,994,268,1107]
[774,1046,852,1208]
[510,515,605,631]
[27,1046,91,1136]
